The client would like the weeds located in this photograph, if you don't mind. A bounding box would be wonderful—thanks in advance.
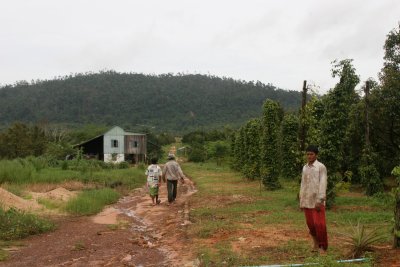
[65,188,120,215]
[338,220,388,258]
[0,208,55,241]
[37,198,64,210]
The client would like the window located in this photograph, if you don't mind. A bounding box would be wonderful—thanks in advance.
[130,141,138,148]
[111,139,118,148]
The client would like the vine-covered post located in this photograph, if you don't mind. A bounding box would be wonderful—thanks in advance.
[319,59,360,208]
[260,99,282,190]
[300,80,307,152]
[359,80,383,196]
[281,114,301,180]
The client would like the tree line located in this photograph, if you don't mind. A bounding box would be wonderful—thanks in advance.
[0,123,175,162]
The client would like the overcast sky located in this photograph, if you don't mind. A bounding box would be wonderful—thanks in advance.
[1,0,399,94]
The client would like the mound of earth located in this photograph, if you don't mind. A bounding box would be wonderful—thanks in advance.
[0,187,42,211]
[44,187,76,201]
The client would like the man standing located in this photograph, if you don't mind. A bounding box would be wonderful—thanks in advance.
[162,153,185,205]
[299,145,328,253]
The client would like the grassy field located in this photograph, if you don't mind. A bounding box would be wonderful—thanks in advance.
[183,162,393,267]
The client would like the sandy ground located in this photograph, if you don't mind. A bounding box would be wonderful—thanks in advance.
[0,178,198,267]
[0,187,43,211]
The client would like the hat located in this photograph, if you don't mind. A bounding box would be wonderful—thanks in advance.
[167,153,175,160]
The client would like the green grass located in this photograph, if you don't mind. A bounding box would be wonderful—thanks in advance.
[182,161,389,266]
[37,198,64,210]
[0,158,145,189]
[0,207,55,241]
[65,188,120,215]
[0,249,8,261]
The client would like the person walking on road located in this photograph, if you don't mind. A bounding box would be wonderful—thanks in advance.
[162,153,185,205]
[299,145,328,254]
[145,158,162,205]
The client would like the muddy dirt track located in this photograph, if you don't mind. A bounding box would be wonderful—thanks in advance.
[1,178,198,267]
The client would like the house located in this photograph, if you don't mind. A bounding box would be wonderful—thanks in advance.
[75,126,147,163]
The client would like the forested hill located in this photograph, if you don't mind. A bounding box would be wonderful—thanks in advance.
[0,72,302,132]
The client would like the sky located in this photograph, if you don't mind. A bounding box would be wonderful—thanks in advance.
[0,0,399,94]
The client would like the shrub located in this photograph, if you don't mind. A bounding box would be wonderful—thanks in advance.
[118,161,130,169]
[189,146,206,163]
[339,220,387,258]
[0,208,55,241]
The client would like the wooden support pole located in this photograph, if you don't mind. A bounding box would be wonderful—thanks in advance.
[300,80,307,151]
[364,81,371,147]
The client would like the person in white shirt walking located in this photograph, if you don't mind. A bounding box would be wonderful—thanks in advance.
[145,158,162,205]
[299,145,328,253]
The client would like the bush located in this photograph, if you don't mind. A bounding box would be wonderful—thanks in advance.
[188,146,206,162]
[118,161,130,169]
[65,188,120,215]
[359,164,383,196]
[0,208,55,241]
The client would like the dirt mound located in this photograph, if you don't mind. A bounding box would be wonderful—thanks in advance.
[0,187,42,211]
[45,187,76,201]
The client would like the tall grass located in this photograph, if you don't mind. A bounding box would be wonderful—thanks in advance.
[0,158,145,189]
[65,188,120,215]
[0,208,55,241]
[0,159,35,184]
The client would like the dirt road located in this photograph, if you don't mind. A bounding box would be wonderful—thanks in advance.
[1,178,198,267]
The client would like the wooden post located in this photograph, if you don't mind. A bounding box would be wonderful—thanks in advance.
[395,191,400,248]
[364,81,371,147]
[300,80,307,151]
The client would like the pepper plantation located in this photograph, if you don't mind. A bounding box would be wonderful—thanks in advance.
[230,25,400,249]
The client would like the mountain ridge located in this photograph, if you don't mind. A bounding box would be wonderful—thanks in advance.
[0,71,302,132]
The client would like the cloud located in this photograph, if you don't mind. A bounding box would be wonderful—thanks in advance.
[0,0,399,93]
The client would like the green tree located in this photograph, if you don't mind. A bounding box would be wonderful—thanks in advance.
[260,99,282,190]
[0,123,47,159]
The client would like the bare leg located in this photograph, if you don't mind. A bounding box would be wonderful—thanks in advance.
[311,235,319,251]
